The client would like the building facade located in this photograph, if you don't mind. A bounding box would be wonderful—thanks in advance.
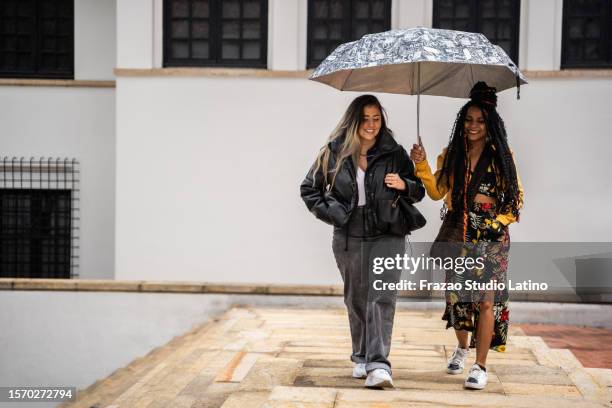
[2,0,612,283]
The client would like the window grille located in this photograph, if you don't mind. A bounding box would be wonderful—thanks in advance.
[307,0,391,68]
[561,0,612,68]
[432,0,521,64]
[0,157,79,279]
[163,0,268,68]
[0,0,74,79]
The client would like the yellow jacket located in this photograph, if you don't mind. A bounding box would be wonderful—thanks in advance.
[414,148,524,226]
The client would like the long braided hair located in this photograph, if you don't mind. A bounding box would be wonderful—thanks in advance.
[437,82,521,226]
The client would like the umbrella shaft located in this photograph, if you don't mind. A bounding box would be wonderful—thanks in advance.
[417,62,421,145]
[417,93,421,145]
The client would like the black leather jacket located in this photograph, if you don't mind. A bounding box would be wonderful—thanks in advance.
[300,131,425,236]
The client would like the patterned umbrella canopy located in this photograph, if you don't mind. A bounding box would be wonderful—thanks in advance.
[310,27,527,142]
[310,27,527,98]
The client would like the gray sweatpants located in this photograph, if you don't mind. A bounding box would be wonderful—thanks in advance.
[332,225,404,375]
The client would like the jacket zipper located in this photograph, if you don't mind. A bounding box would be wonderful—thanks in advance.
[364,147,398,205]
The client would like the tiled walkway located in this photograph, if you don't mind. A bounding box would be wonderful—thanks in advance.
[63,307,612,408]
[519,324,612,369]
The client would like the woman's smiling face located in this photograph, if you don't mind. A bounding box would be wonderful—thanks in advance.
[358,105,382,142]
[464,106,487,143]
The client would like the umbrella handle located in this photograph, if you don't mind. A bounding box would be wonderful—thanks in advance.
[416,62,422,145]
[417,93,422,146]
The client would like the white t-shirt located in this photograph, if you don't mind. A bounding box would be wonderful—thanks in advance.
[356,167,366,206]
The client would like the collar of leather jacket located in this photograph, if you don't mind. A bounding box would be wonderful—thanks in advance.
[328,130,399,157]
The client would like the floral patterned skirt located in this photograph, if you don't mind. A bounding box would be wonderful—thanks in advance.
[441,202,510,352]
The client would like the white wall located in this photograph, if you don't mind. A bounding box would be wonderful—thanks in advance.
[0,291,229,404]
[1,87,116,280]
[75,0,117,80]
[522,0,563,71]
[394,0,432,30]
[1,0,117,279]
[269,0,301,70]
[117,0,154,68]
[115,75,612,284]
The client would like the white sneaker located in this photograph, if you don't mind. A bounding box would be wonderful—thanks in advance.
[464,364,488,390]
[365,368,394,388]
[446,346,469,374]
[352,363,367,378]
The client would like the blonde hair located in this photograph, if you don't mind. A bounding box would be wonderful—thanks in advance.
[312,95,389,189]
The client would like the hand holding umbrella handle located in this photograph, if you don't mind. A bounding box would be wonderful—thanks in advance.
[410,143,426,164]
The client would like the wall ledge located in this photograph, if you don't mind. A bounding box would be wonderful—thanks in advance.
[524,69,612,78]
[114,67,312,78]
[1,70,609,85]
[113,67,612,79]
[1,278,609,303]
[0,278,343,296]
[0,79,115,88]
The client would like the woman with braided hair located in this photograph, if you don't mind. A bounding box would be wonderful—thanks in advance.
[410,82,524,390]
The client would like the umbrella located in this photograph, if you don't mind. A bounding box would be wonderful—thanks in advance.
[309,27,528,144]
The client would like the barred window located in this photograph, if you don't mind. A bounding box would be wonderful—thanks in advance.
[307,0,391,68]
[0,158,80,279]
[432,0,521,64]
[0,0,74,79]
[163,0,268,68]
[562,0,612,68]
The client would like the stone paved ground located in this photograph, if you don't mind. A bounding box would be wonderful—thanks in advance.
[519,324,612,369]
[63,307,612,408]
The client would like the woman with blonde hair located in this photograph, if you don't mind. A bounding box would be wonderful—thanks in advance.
[301,94,425,388]
[411,82,524,390]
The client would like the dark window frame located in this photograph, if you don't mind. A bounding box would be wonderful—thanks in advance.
[0,189,72,279]
[163,0,269,68]
[0,0,74,79]
[0,158,80,280]
[307,0,392,69]
[432,0,521,65]
[561,0,612,69]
